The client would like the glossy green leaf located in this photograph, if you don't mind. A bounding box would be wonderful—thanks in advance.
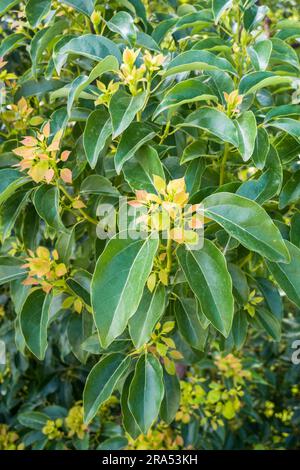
[115,122,156,174]
[0,256,27,285]
[33,185,65,232]
[20,289,51,360]
[53,34,122,74]
[67,56,119,115]
[203,192,289,262]
[252,127,270,169]
[153,78,218,120]
[91,233,159,348]
[291,213,300,249]
[0,33,25,57]
[177,240,234,337]
[30,20,68,75]
[60,0,95,16]
[26,0,51,27]
[123,146,165,193]
[238,145,282,204]
[0,169,30,207]
[110,88,146,138]
[80,175,120,197]
[160,370,181,425]
[121,373,141,439]
[234,111,257,161]
[175,297,209,350]
[279,171,300,209]
[267,118,300,141]
[247,40,272,71]
[164,50,236,77]
[83,353,131,423]
[107,11,137,44]
[212,0,233,23]
[239,72,293,95]
[183,107,239,146]
[129,284,165,348]
[83,109,112,169]
[128,354,164,434]
[266,241,300,308]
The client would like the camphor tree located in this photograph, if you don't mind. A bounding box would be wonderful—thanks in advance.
[0,0,300,444]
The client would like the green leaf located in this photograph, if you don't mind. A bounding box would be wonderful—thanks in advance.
[177,240,234,337]
[279,171,300,209]
[121,373,141,439]
[0,33,26,57]
[239,72,293,95]
[212,0,233,23]
[60,0,95,16]
[254,307,281,341]
[291,213,300,249]
[66,269,92,306]
[18,411,48,430]
[83,353,131,423]
[83,109,112,169]
[20,289,51,360]
[247,40,272,71]
[153,78,218,120]
[25,0,51,27]
[55,226,76,264]
[232,312,248,349]
[91,233,159,348]
[128,354,164,434]
[0,169,30,207]
[0,0,19,15]
[160,370,181,425]
[0,189,30,241]
[203,192,289,262]
[53,34,122,74]
[80,175,120,197]
[175,297,209,350]
[67,56,119,115]
[0,256,27,285]
[182,107,239,146]
[164,50,236,77]
[109,88,146,138]
[234,111,257,161]
[30,19,68,76]
[252,127,270,169]
[123,145,165,193]
[237,145,282,204]
[270,37,299,70]
[67,310,93,364]
[115,122,156,174]
[264,104,300,122]
[33,185,65,232]
[266,241,300,308]
[129,285,165,349]
[267,118,300,141]
[107,11,137,44]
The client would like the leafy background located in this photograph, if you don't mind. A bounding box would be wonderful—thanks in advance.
[0,0,300,450]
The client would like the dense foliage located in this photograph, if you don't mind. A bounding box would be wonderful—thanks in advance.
[0,0,300,450]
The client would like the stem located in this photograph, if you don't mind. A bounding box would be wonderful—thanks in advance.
[166,236,173,275]
[219,143,229,186]
[58,184,98,226]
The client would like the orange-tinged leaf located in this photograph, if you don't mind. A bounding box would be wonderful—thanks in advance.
[36,246,50,259]
[43,121,51,138]
[60,150,71,162]
[60,168,72,184]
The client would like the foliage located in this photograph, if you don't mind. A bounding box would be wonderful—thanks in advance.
[0,0,300,450]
